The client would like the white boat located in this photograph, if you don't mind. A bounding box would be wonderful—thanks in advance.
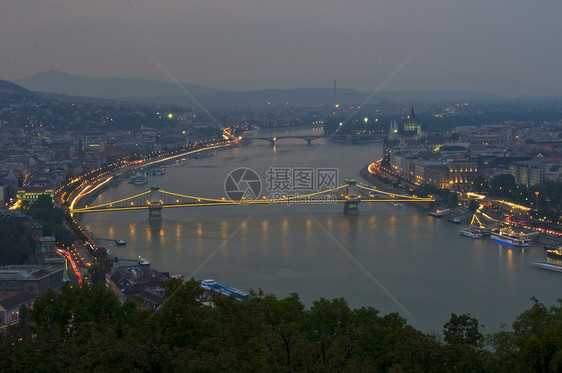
[448,217,462,224]
[460,227,483,239]
[429,208,450,217]
[116,239,126,245]
[200,279,251,301]
[174,158,190,166]
[129,172,148,185]
[391,202,404,207]
[491,228,532,247]
[147,166,165,176]
[530,260,562,273]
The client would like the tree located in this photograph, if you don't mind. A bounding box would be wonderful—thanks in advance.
[490,174,516,198]
[21,194,76,246]
[448,192,459,209]
[0,221,35,265]
[473,174,488,192]
[442,313,493,372]
[468,199,479,214]
[444,313,483,347]
[490,298,562,372]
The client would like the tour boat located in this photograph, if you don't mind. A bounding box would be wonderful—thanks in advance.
[174,159,190,166]
[490,228,532,247]
[200,279,251,301]
[546,248,562,258]
[530,260,562,273]
[147,166,165,175]
[129,172,148,185]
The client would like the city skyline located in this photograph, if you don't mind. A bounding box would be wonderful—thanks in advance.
[2,1,562,96]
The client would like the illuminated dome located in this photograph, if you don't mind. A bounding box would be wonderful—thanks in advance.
[404,106,420,132]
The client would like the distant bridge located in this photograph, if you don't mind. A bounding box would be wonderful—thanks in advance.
[70,180,433,220]
[248,134,384,146]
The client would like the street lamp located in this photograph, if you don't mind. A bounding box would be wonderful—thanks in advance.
[535,191,539,210]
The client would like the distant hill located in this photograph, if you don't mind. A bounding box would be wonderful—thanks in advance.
[374,90,506,103]
[195,89,507,109]
[15,71,508,109]
[16,71,219,101]
[193,88,368,108]
[0,79,31,95]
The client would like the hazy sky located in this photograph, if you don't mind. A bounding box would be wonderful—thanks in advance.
[2,0,562,95]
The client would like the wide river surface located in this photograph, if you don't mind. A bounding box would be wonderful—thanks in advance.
[83,128,558,333]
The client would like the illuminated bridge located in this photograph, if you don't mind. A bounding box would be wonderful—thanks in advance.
[249,134,384,146]
[70,180,433,221]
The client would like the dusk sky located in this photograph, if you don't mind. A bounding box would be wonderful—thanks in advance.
[3,0,562,95]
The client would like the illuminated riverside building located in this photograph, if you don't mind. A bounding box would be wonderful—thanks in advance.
[389,151,479,191]
[385,111,478,190]
[16,188,55,204]
[403,106,424,140]
[387,106,426,143]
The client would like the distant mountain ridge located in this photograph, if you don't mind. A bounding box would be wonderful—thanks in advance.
[15,71,507,109]
[0,79,31,94]
[16,71,218,100]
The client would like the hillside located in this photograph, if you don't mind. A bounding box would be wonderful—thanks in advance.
[16,71,219,101]
[0,79,31,94]
[15,71,508,109]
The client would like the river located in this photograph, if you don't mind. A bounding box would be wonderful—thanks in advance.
[83,127,559,333]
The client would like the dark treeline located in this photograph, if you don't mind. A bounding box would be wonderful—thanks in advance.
[2,280,561,372]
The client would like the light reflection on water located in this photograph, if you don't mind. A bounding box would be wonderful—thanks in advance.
[83,130,558,333]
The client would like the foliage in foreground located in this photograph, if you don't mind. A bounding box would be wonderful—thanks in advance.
[1,281,561,372]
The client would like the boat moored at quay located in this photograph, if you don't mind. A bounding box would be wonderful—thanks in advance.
[428,208,450,217]
[200,279,251,301]
[469,214,492,235]
[546,248,562,259]
[174,158,190,166]
[147,166,165,176]
[491,228,532,247]
[128,172,148,185]
[460,227,483,239]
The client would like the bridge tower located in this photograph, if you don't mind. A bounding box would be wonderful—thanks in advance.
[343,178,360,215]
[148,185,162,221]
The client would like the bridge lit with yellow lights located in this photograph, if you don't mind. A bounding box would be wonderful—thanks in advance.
[70,179,434,220]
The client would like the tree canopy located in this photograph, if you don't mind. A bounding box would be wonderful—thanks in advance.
[2,281,561,372]
[21,194,76,246]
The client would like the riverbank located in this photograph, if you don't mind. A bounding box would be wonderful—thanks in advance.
[359,164,433,211]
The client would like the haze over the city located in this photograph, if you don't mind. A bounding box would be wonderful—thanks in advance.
[2,0,562,96]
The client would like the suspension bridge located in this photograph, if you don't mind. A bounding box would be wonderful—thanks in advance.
[69,179,433,221]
